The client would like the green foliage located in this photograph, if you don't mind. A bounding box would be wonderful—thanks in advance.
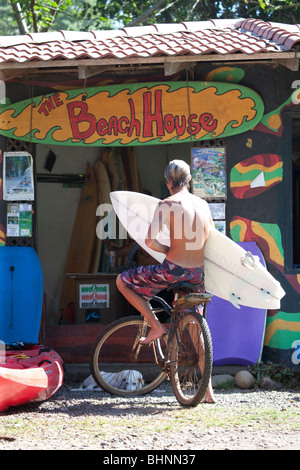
[0,1,18,35]
[214,378,235,390]
[5,0,112,33]
[82,0,300,28]
[249,361,298,388]
[4,0,300,35]
[10,0,73,32]
[87,0,221,27]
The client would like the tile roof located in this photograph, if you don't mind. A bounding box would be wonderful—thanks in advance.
[0,18,300,65]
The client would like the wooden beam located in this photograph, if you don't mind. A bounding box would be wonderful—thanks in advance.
[78,65,114,79]
[164,61,196,76]
[0,68,32,81]
[0,51,296,72]
[272,57,299,71]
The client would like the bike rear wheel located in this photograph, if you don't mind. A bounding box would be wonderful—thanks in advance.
[170,311,213,407]
[90,316,167,396]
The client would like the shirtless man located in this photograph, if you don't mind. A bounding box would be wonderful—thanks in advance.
[116,159,215,402]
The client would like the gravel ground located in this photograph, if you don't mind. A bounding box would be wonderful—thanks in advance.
[1,376,300,451]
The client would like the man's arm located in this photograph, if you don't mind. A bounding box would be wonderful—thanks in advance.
[145,201,170,254]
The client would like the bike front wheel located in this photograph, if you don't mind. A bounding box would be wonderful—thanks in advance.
[90,316,168,397]
[169,311,213,407]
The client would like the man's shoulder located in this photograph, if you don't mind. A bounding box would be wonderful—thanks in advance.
[189,193,210,206]
[159,195,181,207]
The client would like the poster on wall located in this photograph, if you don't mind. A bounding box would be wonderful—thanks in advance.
[7,203,32,237]
[213,220,226,234]
[191,147,226,199]
[209,203,226,234]
[3,152,34,201]
[209,203,225,220]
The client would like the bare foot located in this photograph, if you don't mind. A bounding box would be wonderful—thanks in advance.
[202,394,216,404]
[201,383,216,403]
[139,326,167,345]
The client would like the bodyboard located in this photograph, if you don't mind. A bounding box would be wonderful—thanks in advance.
[207,242,268,365]
[0,247,43,343]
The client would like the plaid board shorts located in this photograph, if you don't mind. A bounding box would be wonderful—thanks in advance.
[120,258,205,302]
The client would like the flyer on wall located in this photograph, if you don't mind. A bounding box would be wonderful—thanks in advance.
[191,147,226,199]
[7,203,32,237]
[3,151,34,201]
[208,202,226,234]
[79,284,110,309]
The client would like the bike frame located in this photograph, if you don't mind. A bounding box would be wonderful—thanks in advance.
[143,292,210,374]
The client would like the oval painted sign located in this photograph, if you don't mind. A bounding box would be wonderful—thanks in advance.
[0,82,264,146]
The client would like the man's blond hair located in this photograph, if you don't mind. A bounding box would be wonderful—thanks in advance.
[164,159,191,188]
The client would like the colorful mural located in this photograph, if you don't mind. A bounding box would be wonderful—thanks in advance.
[0,224,5,246]
[205,66,245,83]
[264,311,300,351]
[0,150,2,202]
[230,154,283,199]
[254,87,300,136]
[230,216,300,295]
[230,214,300,365]
[209,62,300,366]
[0,82,264,147]
[0,151,4,246]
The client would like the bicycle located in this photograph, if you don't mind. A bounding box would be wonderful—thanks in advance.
[90,280,213,407]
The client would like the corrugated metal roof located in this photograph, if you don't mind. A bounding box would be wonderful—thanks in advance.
[0,18,299,65]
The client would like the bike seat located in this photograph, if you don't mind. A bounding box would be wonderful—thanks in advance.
[167,281,196,293]
[173,292,212,310]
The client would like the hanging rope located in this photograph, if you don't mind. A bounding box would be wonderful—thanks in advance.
[29,76,34,152]
[185,68,193,145]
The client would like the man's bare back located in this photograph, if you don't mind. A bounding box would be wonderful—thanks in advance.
[146,188,214,267]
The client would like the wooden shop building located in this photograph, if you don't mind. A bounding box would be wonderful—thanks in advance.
[0,18,299,368]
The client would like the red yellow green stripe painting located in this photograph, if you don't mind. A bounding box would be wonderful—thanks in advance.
[230,216,300,294]
[230,154,283,199]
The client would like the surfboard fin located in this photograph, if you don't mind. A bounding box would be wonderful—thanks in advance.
[241,252,259,270]
[230,293,241,309]
[260,288,272,302]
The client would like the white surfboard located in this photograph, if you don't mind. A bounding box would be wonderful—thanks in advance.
[110,191,285,309]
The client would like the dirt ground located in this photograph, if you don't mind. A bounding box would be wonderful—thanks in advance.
[0,377,300,451]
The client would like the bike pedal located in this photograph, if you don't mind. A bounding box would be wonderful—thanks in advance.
[164,360,177,366]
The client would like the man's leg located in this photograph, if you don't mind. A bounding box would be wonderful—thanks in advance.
[116,274,166,344]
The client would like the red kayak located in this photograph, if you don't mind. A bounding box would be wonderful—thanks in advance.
[0,344,64,412]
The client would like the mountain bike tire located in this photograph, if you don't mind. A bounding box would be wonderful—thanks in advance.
[169,311,213,407]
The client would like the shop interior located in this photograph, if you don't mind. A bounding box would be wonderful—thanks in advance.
[36,142,195,325]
